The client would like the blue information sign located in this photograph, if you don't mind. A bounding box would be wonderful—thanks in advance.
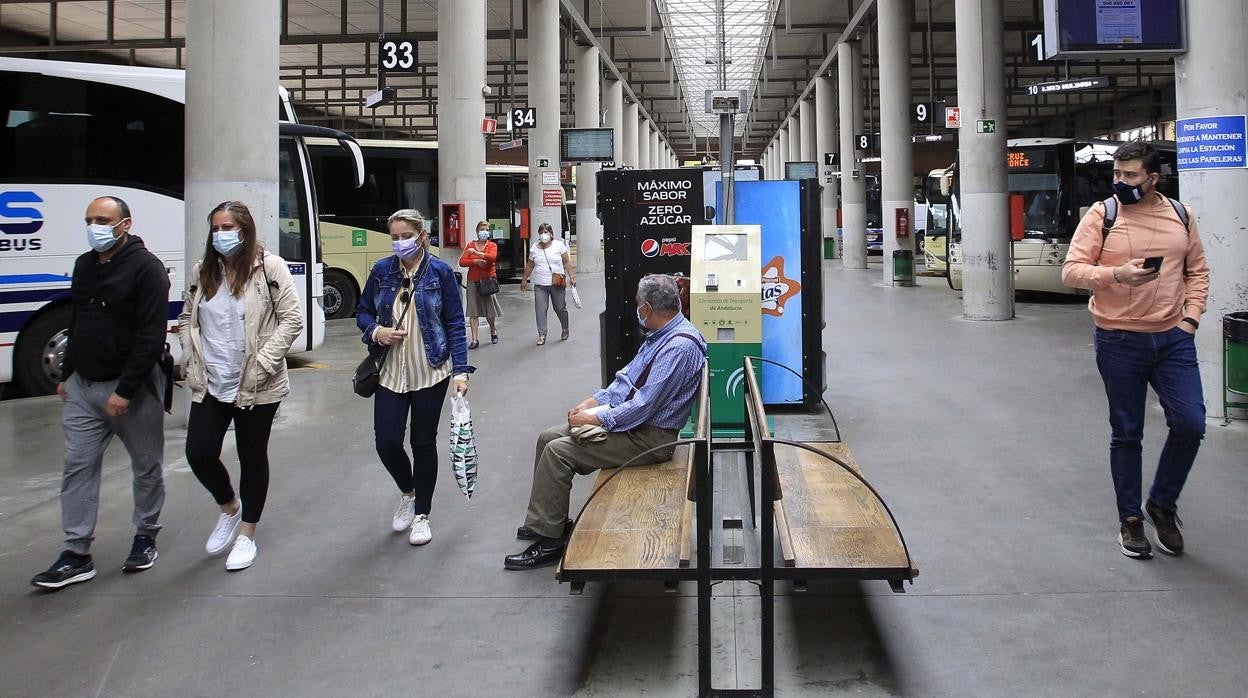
[1176,115,1248,171]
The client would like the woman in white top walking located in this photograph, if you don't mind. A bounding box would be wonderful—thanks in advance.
[520,222,576,345]
[179,201,304,572]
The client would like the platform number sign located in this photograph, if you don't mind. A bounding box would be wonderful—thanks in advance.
[855,133,875,151]
[380,39,416,72]
[509,106,537,131]
[1029,32,1045,62]
[914,102,931,124]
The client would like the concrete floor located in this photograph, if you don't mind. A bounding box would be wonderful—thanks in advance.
[1,261,1246,697]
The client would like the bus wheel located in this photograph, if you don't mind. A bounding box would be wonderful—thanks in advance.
[323,270,357,320]
[14,305,72,396]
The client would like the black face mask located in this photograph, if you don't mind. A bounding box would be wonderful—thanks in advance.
[1114,180,1149,205]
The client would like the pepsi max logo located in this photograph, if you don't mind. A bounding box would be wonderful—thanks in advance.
[0,191,44,235]
[641,239,660,257]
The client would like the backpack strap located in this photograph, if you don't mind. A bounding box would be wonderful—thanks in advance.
[1100,197,1118,242]
[1166,196,1190,232]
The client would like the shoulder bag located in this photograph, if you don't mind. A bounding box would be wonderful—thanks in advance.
[352,258,422,397]
[542,245,566,288]
[476,276,500,296]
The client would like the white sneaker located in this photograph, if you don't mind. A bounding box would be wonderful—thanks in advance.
[392,493,417,532]
[226,534,257,571]
[205,508,242,556]
[408,514,432,545]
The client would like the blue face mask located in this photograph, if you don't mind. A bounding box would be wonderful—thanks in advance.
[392,237,421,260]
[212,229,243,256]
[87,223,120,252]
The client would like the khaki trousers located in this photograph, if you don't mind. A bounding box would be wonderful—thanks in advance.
[522,422,678,539]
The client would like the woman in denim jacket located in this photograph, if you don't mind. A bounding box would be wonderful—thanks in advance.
[356,209,474,545]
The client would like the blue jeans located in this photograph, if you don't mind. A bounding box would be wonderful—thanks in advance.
[1095,326,1205,522]
[373,380,450,515]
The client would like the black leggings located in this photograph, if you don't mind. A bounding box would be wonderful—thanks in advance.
[186,395,280,524]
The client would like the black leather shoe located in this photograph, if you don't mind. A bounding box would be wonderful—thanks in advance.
[504,541,564,570]
[515,518,573,540]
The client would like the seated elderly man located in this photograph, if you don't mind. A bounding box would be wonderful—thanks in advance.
[505,274,707,570]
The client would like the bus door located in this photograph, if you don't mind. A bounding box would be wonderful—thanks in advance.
[488,174,526,280]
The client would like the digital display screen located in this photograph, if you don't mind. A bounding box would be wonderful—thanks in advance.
[560,128,614,162]
[703,233,749,262]
[785,161,819,180]
[1052,0,1185,54]
[1007,149,1051,172]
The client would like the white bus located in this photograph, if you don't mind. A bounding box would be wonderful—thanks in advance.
[0,57,362,395]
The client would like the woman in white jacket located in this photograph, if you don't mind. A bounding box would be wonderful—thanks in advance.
[178,201,303,571]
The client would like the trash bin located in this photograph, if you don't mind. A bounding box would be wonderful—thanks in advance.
[891,249,914,286]
[1224,312,1248,421]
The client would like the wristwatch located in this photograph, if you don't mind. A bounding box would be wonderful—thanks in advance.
[1181,317,1199,329]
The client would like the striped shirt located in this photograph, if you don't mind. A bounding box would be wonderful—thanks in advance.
[379,263,451,393]
[594,313,707,431]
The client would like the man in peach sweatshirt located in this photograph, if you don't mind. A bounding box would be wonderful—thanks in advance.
[1062,141,1210,561]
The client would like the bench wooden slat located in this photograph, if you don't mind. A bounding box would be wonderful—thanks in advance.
[562,446,692,572]
[773,499,797,567]
[771,441,911,572]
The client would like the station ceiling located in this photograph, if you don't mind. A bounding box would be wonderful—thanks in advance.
[0,0,1178,159]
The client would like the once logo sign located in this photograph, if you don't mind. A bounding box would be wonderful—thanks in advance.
[0,191,44,235]
[641,238,660,257]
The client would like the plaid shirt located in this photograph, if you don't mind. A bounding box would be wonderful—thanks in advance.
[594,314,706,431]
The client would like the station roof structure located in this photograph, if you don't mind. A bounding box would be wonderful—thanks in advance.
[0,0,1180,159]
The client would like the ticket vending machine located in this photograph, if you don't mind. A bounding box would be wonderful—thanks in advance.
[689,224,762,433]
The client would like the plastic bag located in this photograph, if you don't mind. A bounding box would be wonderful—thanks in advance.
[448,395,478,498]
[569,285,583,309]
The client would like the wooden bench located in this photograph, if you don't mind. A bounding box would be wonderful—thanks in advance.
[557,363,710,591]
[743,359,917,591]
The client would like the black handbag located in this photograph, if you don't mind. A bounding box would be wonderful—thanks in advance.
[476,276,500,296]
[352,352,386,398]
[352,269,417,398]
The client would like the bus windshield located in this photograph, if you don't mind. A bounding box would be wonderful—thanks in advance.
[1008,147,1064,239]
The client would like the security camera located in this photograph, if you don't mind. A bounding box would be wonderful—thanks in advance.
[482,84,493,96]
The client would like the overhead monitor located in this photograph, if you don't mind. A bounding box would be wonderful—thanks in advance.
[560,127,615,162]
[785,161,819,180]
[1043,0,1186,58]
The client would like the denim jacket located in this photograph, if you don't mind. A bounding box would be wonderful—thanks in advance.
[355,254,474,376]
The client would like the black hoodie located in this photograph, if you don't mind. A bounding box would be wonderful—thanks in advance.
[62,235,170,400]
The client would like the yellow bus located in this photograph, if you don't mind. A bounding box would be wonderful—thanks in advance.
[308,138,532,318]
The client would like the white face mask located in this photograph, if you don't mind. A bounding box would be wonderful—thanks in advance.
[539,233,553,244]
[87,223,120,252]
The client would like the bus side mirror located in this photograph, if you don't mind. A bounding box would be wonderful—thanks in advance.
[939,175,952,197]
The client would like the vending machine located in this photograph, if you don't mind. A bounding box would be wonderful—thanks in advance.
[688,225,762,432]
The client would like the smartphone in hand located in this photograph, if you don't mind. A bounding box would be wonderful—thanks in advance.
[1143,256,1163,273]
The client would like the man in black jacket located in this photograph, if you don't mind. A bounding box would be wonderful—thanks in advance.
[31,196,171,590]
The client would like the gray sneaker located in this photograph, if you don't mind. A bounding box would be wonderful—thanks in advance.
[1119,516,1153,559]
[1146,500,1184,556]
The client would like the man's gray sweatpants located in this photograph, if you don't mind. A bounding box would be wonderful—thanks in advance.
[61,370,165,555]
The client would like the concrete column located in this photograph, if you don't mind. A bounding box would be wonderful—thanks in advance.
[800,98,816,162]
[574,44,603,273]
[603,77,624,162]
[815,76,839,253]
[434,0,488,264]
[639,119,652,169]
[185,0,279,272]
[956,0,1013,316]
[788,115,801,162]
[778,127,790,178]
[1175,0,1248,418]
[526,0,561,241]
[878,0,915,286]
[622,101,639,168]
[839,41,867,269]
[651,128,661,168]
